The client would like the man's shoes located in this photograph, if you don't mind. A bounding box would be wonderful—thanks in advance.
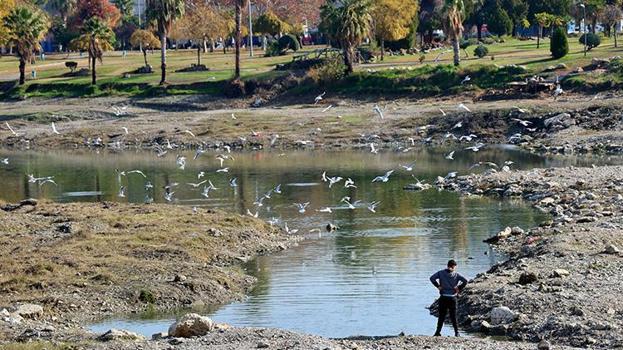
[455,332,460,337]
[433,333,441,337]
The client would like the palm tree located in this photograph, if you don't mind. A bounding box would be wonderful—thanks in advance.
[442,0,466,66]
[320,0,372,74]
[3,6,50,85]
[72,17,115,85]
[48,0,77,25]
[146,0,185,85]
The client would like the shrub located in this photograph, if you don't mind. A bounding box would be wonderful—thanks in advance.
[474,45,489,58]
[460,38,478,57]
[550,27,569,59]
[277,34,300,53]
[138,289,156,304]
[264,41,282,57]
[307,57,346,85]
[482,37,496,45]
[579,33,601,51]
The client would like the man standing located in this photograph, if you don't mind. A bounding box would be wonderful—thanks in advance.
[429,259,468,336]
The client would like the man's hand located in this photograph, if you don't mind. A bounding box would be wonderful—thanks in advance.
[438,286,443,292]
[454,287,460,294]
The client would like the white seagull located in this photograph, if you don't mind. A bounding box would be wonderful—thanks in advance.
[373,105,384,119]
[51,122,60,135]
[367,201,381,213]
[372,170,394,183]
[314,92,326,104]
[295,202,310,214]
[5,122,20,136]
[458,103,471,113]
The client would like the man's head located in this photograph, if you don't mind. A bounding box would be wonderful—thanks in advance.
[447,259,457,271]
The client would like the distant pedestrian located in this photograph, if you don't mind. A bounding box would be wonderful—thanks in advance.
[429,259,468,337]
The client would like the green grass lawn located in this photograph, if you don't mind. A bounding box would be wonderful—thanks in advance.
[381,35,623,72]
[1,36,622,99]
[0,47,300,98]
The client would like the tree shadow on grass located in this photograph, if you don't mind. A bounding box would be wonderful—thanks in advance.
[516,56,559,67]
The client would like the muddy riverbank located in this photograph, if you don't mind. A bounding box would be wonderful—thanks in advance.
[438,166,623,348]
[1,93,623,155]
[0,199,297,345]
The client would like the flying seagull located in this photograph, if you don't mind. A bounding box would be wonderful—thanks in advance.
[458,103,471,113]
[314,92,326,104]
[372,170,394,183]
[5,122,20,136]
[367,201,381,213]
[51,122,60,135]
[512,118,532,127]
[373,105,384,119]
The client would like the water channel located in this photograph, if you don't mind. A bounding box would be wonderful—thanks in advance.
[1,147,619,337]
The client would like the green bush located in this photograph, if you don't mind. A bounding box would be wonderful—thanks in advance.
[482,37,496,45]
[264,41,281,57]
[474,45,489,58]
[460,38,478,50]
[277,34,300,53]
[550,27,569,59]
[307,57,346,85]
[138,289,156,304]
[579,33,601,51]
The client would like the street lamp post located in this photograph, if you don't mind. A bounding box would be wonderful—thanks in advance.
[580,3,587,57]
[248,1,254,57]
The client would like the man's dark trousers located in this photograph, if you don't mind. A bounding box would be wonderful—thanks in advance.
[435,295,458,335]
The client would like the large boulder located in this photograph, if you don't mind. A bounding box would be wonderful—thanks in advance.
[98,329,145,341]
[168,313,215,338]
[490,306,517,325]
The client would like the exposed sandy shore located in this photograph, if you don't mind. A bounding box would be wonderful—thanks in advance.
[1,92,622,153]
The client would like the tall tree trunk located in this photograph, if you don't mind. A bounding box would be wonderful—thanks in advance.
[197,46,201,66]
[452,39,460,66]
[537,26,542,48]
[18,57,25,85]
[591,18,597,33]
[615,26,619,48]
[160,31,167,85]
[380,39,385,61]
[477,24,483,40]
[234,1,242,79]
[91,55,96,85]
[142,48,148,66]
[343,46,354,74]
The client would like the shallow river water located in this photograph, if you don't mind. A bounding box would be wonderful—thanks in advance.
[1,147,620,337]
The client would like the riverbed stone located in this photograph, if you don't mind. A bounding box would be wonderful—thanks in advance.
[168,313,215,338]
[98,328,145,341]
[518,272,538,285]
[605,244,620,254]
[11,303,43,319]
[553,269,570,278]
[511,226,525,235]
[490,306,517,325]
[152,332,167,340]
[538,339,551,350]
